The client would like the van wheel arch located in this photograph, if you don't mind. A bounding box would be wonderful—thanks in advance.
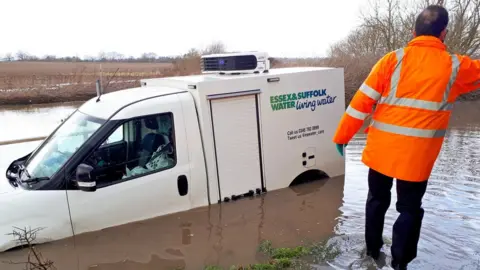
[289,169,330,187]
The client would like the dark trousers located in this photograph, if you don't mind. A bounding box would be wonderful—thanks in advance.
[365,168,428,267]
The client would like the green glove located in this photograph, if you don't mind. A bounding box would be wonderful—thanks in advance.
[336,143,348,156]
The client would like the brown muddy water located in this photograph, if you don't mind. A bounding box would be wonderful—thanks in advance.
[0,101,479,270]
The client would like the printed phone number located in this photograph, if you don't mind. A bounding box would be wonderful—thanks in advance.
[287,125,324,140]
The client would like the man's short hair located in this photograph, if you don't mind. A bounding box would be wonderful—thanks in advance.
[415,5,449,37]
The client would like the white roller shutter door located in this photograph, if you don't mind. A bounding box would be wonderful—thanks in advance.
[210,94,262,200]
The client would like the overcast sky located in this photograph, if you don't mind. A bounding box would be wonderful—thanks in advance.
[1,0,369,58]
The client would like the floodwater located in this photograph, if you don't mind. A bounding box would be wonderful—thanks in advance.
[0,101,479,270]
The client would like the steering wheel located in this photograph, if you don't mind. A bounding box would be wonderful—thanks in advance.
[84,151,102,167]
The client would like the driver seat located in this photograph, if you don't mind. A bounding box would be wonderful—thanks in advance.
[137,117,166,168]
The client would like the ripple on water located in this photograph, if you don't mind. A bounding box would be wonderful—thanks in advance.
[332,126,480,270]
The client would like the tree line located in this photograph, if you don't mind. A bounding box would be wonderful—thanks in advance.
[0,42,229,63]
[1,51,179,63]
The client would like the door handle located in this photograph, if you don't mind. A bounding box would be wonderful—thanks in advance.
[177,175,188,196]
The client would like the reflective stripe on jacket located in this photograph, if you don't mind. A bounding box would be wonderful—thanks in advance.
[333,36,480,182]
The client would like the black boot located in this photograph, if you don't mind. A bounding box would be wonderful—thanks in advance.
[391,260,407,270]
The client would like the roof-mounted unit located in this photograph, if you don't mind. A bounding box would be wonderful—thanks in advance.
[200,51,270,75]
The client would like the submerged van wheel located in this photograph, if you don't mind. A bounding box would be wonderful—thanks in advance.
[289,169,329,187]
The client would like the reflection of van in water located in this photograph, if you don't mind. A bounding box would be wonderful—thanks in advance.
[1,53,346,252]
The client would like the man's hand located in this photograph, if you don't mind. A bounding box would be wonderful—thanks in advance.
[336,143,348,157]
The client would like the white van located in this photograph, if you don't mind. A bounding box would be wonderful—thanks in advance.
[1,53,346,252]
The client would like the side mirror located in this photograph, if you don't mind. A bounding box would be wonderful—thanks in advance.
[75,163,96,192]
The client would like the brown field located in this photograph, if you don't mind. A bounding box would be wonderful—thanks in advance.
[0,57,478,106]
[0,61,172,76]
[0,61,183,105]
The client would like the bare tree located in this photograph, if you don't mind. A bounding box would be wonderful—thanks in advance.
[328,25,386,59]
[97,51,107,62]
[4,53,14,61]
[105,51,125,61]
[202,41,227,55]
[184,48,200,58]
[16,51,31,61]
[444,0,480,55]
[43,55,57,61]
[335,0,480,58]
[140,52,158,62]
[83,55,96,62]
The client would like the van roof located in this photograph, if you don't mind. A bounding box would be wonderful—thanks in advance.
[78,67,338,120]
[78,86,184,120]
[142,67,336,84]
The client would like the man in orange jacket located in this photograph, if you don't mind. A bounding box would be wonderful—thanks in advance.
[332,4,480,270]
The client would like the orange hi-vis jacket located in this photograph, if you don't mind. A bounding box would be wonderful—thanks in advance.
[333,36,480,182]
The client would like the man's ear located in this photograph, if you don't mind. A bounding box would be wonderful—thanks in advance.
[413,30,417,37]
[439,28,448,41]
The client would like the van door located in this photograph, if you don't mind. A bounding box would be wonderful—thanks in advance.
[66,94,192,235]
[209,92,264,201]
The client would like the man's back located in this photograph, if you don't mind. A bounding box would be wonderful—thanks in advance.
[334,35,479,182]
[399,37,456,102]
[362,36,458,181]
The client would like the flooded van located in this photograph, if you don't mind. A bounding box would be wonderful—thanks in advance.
[1,52,346,251]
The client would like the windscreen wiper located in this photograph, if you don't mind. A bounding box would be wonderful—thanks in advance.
[18,167,50,184]
[21,177,50,184]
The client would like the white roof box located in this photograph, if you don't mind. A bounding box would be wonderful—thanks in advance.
[200,51,270,75]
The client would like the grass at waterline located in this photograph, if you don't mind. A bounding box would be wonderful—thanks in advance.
[202,239,341,270]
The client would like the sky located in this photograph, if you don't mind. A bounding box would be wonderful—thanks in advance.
[0,0,370,58]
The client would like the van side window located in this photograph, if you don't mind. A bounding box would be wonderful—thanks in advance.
[101,125,123,146]
[82,113,176,187]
